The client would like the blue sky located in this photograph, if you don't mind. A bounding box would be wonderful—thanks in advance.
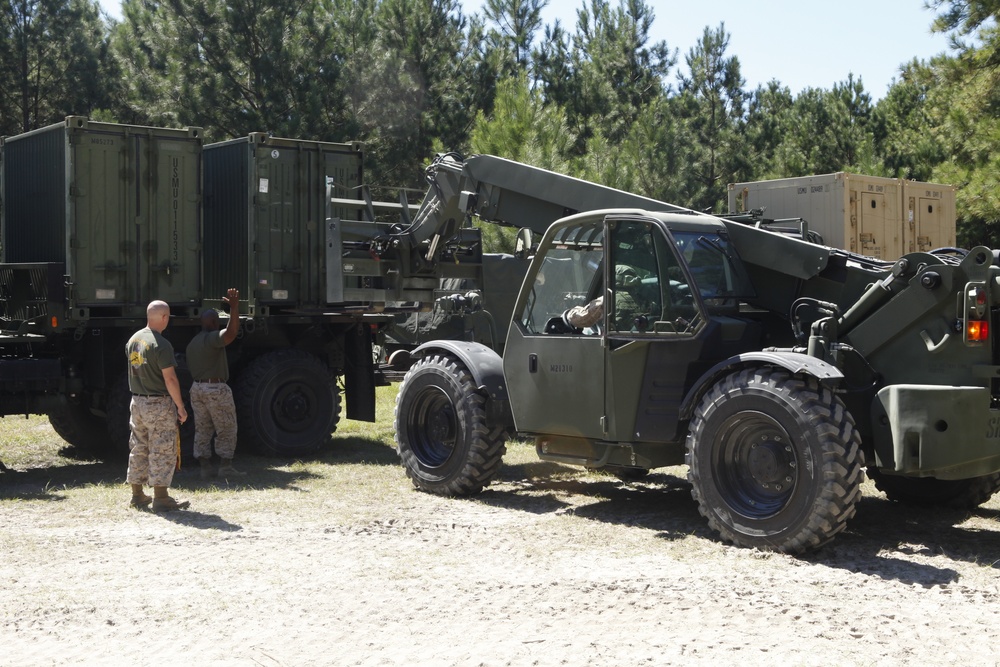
[98,0,954,100]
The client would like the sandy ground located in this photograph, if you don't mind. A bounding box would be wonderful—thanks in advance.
[4,433,1000,666]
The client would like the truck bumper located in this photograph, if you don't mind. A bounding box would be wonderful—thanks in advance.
[871,384,1000,480]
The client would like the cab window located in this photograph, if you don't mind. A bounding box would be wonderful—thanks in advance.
[608,221,699,335]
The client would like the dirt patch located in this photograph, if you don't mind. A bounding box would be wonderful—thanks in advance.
[3,415,1000,666]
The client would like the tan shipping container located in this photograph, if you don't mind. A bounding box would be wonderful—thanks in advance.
[728,173,955,260]
[903,180,957,252]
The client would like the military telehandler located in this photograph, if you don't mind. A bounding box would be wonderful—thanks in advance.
[393,175,1000,553]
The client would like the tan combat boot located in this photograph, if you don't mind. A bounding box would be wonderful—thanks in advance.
[151,486,190,512]
[128,483,152,509]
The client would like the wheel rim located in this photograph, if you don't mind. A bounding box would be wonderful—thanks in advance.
[270,381,320,434]
[407,385,458,468]
[712,410,798,519]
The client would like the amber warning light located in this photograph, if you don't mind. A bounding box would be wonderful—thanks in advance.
[967,319,989,342]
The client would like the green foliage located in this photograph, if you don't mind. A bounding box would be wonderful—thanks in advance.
[4,0,1000,248]
[0,0,112,135]
[481,0,547,79]
[871,59,945,181]
[468,74,575,251]
[543,0,674,147]
[469,74,574,170]
[676,23,747,212]
[112,0,346,137]
[768,75,875,178]
[918,1,1000,246]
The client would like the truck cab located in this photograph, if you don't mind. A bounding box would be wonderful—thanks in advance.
[503,210,758,470]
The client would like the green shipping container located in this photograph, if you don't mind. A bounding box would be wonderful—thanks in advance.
[203,133,363,314]
[0,116,203,316]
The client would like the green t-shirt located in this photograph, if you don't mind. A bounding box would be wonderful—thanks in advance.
[185,330,229,381]
[126,328,176,395]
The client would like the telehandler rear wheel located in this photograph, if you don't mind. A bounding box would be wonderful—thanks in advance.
[686,368,865,554]
[394,352,506,496]
[867,468,1000,509]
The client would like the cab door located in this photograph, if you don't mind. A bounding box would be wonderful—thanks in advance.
[602,217,706,443]
[503,221,607,439]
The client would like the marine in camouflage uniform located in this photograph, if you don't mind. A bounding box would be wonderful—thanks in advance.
[186,288,244,479]
[126,300,190,512]
[563,264,651,332]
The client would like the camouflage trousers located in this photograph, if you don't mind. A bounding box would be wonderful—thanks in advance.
[126,396,179,488]
[190,382,238,459]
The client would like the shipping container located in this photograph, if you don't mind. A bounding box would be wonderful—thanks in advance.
[728,173,913,259]
[903,180,957,252]
[0,116,203,315]
[203,133,364,314]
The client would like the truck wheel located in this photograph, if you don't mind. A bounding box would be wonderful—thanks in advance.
[394,352,506,496]
[47,400,111,456]
[686,368,864,553]
[233,349,341,457]
[867,468,1000,509]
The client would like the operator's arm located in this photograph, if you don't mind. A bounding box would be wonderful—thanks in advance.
[221,288,240,345]
[565,296,603,328]
[162,366,188,424]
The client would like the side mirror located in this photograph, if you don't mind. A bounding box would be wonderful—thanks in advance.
[514,228,534,260]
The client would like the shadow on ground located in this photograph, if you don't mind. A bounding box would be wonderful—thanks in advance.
[0,454,323,501]
[477,462,1000,587]
[0,432,400,502]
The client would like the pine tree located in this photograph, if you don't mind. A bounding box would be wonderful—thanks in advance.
[0,0,112,135]
[676,23,746,212]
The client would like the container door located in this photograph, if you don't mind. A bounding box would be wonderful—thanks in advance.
[142,132,202,306]
[70,130,130,306]
[915,196,946,252]
[254,144,303,305]
[858,191,888,259]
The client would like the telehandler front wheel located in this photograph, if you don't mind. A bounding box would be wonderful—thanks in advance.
[686,368,865,554]
[394,352,506,496]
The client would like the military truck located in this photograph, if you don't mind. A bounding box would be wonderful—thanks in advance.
[0,124,687,461]
[0,118,384,459]
[393,186,1000,552]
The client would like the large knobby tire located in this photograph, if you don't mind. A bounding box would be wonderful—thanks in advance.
[867,468,1000,509]
[394,352,506,496]
[233,349,341,458]
[47,399,112,456]
[686,368,865,554]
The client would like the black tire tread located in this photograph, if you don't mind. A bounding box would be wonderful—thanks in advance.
[394,353,506,496]
[233,348,341,457]
[46,401,110,455]
[686,367,865,554]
